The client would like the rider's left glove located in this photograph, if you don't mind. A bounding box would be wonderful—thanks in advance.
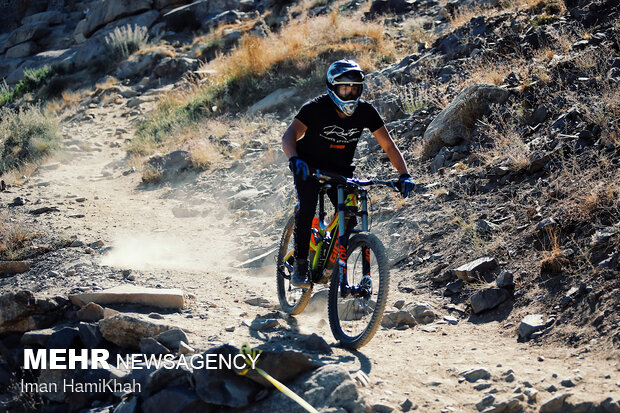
[288,156,309,180]
[398,173,415,198]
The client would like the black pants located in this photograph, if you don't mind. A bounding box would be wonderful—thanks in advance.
[293,174,340,261]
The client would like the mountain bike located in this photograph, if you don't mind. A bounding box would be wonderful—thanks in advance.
[276,170,399,349]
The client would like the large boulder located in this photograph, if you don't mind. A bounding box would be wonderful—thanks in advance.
[0,291,66,335]
[422,84,510,158]
[5,22,50,49]
[22,11,64,26]
[98,314,178,349]
[82,0,153,38]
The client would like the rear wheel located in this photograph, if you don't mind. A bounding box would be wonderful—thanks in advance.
[328,232,389,349]
[276,215,312,315]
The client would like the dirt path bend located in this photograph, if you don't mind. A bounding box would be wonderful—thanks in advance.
[21,98,620,412]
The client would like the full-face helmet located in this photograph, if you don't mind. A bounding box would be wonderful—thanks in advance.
[326,59,364,116]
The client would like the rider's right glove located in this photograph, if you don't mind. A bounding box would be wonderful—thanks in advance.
[288,156,309,180]
[398,173,415,198]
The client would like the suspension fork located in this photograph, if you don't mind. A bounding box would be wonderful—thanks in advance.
[336,185,350,298]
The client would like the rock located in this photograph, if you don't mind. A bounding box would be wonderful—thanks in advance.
[0,291,64,335]
[518,314,546,340]
[560,378,576,388]
[98,314,177,349]
[496,271,515,288]
[536,217,557,232]
[0,261,30,274]
[423,84,510,158]
[192,345,264,407]
[5,41,39,58]
[476,219,500,233]
[401,398,414,412]
[382,308,416,328]
[409,302,436,324]
[250,318,280,331]
[305,333,332,354]
[144,385,213,413]
[153,57,198,79]
[77,302,105,322]
[155,328,189,350]
[444,315,458,325]
[539,393,571,412]
[46,327,80,349]
[146,150,193,182]
[244,297,272,308]
[178,341,194,354]
[372,403,395,412]
[22,11,64,26]
[460,368,491,383]
[452,257,498,282]
[145,364,192,396]
[82,0,152,38]
[21,327,58,346]
[241,364,369,412]
[5,22,50,49]
[70,285,184,309]
[248,88,298,114]
[78,322,104,349]
[140,337,170,355]
[476,394,495,411]
[112,396,138,413]
[445,279,464,295]
[470,288,509,314]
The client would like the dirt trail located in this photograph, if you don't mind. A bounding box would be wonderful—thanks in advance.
[24,97,620,411]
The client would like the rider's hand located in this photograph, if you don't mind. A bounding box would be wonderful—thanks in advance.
[398,173,415,198]
[289,156,309,180]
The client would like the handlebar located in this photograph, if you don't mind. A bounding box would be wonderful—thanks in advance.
[313,169,400,192]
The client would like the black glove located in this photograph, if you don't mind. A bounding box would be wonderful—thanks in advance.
[398,173,415,198]
[288,156,309,180]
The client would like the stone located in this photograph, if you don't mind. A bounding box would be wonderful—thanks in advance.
[5,41,39,58]
[70,285,184,309]
[0,261,30,274]
[452,257,498,282]
[460,368,491,383]
[78,322,104,349]
[539,393,571,412]
[444,315,458,325]
[244,297,272,308]
[140,337,170,355]
[22,11,64,26]
[155,328,189,350]
[249,318,280,331]
[518,314,546,340]
[98,314,177,349]
[496,271,515,288]
[82,0,152,38]
[248,88,298,114]
[5,22,50,48]
[46,327,79,349]
[76,302,105,322]
[0,291,64,335]
[372,403,394,412]
[423,84,510,158]
[381,308,416,328]
[178,341,195,354]
[408,302,435,324]
[192,345,264,407]
[141,386,212,413]
[470,288,509,314]
[146,150,193,182]
[305,333,332,354]
[145,364,192,396]
[21,327,59,346]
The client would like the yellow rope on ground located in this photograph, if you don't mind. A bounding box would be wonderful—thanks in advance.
[238,343,319,413]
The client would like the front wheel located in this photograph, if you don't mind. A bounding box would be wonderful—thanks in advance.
[276,215,312,315]
[328,232,389,349]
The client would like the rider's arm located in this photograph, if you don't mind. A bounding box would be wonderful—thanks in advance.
[282,118,308,158]
[372,125,409,175]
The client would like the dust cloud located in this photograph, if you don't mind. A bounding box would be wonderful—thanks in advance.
[100,232,234,272]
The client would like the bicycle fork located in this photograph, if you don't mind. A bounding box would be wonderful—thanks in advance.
[337,185,371,299]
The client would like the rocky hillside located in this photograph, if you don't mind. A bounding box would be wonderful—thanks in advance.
[1,0,619,412]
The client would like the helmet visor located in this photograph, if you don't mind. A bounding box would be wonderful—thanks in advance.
[334,83,363,101]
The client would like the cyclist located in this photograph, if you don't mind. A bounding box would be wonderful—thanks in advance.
[281,59,415,288]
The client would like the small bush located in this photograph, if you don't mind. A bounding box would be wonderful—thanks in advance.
[0,105,59,174]
[104,25,149,61]
[0,66,53,106]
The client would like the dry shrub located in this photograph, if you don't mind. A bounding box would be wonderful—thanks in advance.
[201,10,392,86]
[540,228,568,274]
[475,108,532,170]
[461,58,529,88]
[0,212,37,260]
[548,155,620,225]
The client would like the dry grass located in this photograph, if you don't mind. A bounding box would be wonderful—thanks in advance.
[0,212,37,260]
[475,108,532,170]
[201,10,392,84]
[461,58,530,88]
[44,90,90,115]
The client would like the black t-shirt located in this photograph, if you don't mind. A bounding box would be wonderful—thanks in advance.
[295,94,384,176]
